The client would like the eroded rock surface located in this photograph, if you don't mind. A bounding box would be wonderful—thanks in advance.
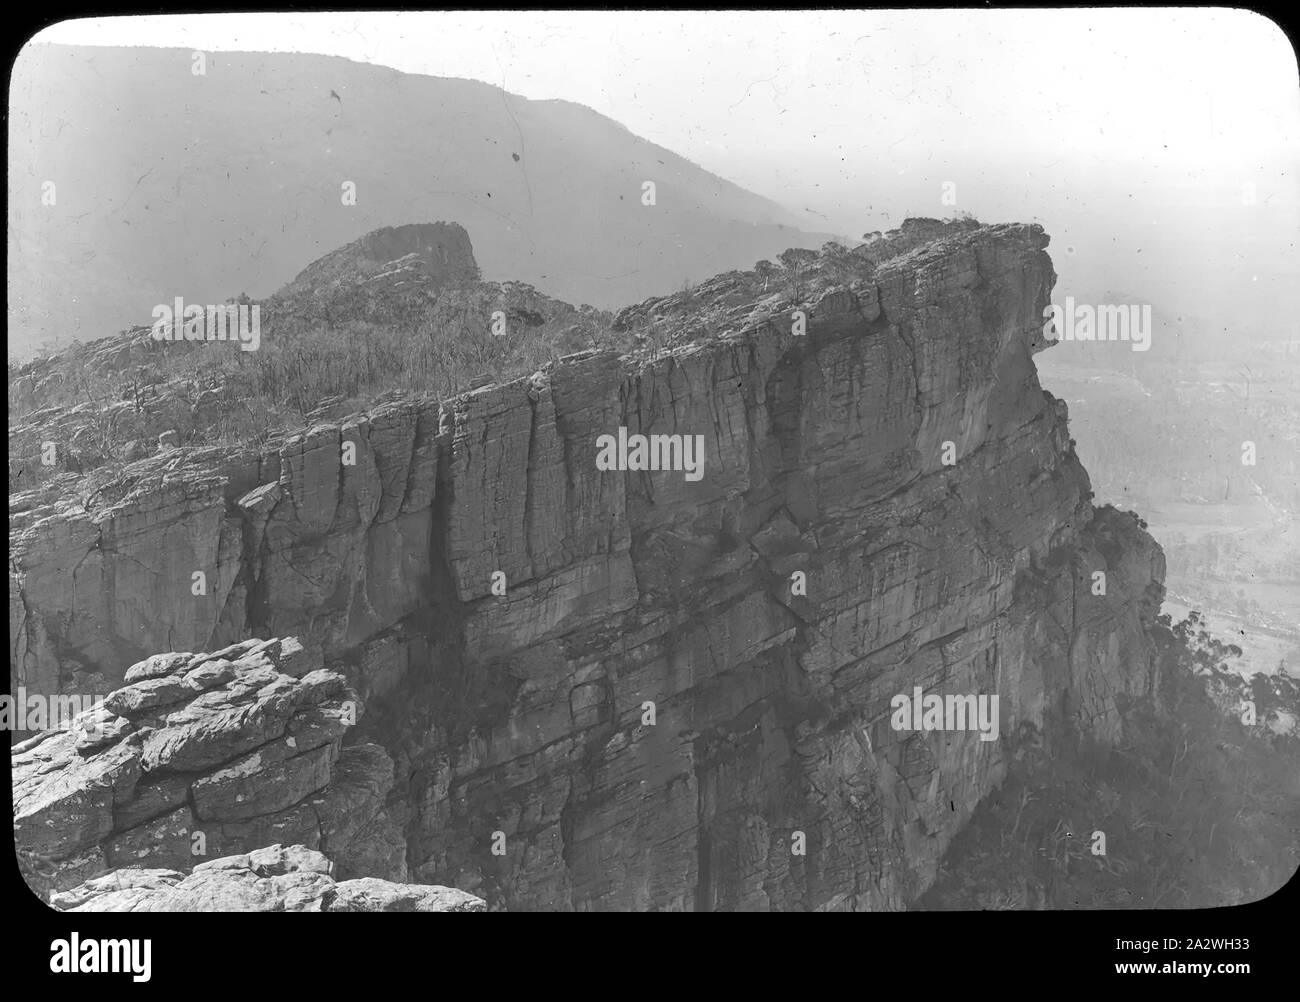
[12,638,408,898]
[11,220,1167,910]
[49,844,484,912]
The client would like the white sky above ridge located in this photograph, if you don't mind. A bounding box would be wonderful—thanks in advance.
[34,11,1299,183]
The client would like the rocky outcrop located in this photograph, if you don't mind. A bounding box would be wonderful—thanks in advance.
[10,221,1166,910]
[263,222,482,332]
[279,223,481,294]
[7,221,609,492]
[12,638,407,898]
[49,844,484,912]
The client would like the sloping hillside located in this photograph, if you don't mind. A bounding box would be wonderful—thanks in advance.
[7,43,832,356]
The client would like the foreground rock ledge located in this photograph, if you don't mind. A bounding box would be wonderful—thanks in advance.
[49,844,485,912]
[13,637,411,897]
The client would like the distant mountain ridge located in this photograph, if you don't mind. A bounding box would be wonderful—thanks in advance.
[8,43,832,358]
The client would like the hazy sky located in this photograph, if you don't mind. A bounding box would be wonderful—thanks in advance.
[36,9,1299,232]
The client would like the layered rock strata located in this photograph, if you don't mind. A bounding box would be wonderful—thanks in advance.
[10,222,1166,909]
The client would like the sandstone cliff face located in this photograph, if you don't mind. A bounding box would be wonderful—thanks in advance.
[9,222,1166,910]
